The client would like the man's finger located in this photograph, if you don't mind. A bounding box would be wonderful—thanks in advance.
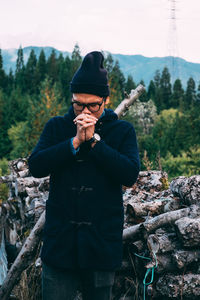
[74,114,98,122]
[82,123,96,128]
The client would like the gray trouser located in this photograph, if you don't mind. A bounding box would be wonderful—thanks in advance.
[42,263,115,300]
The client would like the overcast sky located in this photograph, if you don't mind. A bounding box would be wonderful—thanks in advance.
[0,0,200,63]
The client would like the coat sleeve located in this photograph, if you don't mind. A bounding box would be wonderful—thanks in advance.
[89,125,140,187]
[28,118,74,178]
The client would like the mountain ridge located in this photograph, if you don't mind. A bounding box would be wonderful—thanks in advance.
[2,46,200,88]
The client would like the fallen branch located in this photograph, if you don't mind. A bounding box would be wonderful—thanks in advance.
[114,84,145,118]
[0,211,45,300]
[140,207,191,235]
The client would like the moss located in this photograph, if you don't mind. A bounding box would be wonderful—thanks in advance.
[160,176,169,190]
[0,182,9,203]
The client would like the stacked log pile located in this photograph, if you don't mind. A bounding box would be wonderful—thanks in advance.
[0,159,200,300]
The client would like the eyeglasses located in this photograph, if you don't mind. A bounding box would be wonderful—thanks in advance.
[71,98,106,112]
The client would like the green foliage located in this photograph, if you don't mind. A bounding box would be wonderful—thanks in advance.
[104,54,125,109]
[139,80,148,102]
[0,158,9,203]
[0,157,9,175]
[147,80,155,99]
[171,79,184,109]
[24,49,37,94]
[0,49,7,90]
[0,183,9,203]
[160,67,172,110]
[161,146,200,180]
[8,78,68,159]
[123,99,157,135]
[8,121,29,159]
[0,44,200,179]
[15,46,26,91]
[185,77,196,110]
[124,75,136,95]
[71,43,82,75]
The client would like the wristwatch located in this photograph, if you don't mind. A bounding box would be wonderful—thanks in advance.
[88,133,101,145]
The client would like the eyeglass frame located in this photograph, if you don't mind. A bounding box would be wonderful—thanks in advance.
[71,97,106,112]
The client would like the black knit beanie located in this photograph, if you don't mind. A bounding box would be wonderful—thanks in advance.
[70,51,110,97]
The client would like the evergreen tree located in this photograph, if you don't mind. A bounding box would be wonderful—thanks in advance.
[35,49,47,84]
[0,49,7,90]
[147,80,156,101]
[8,78,67,159]
[139,80,148,102]
[25,49,37,94]
[6,69,14,94]
[63,56,73,104]
[171,79,184,109]
[15,46,25,91]
[197,82,200,102]
[160,67,172,110]
[185,77,196,109]
[104,54,126,108]
[107,59,125,108]
[153,70,162,112]
[0,90,13,158]
[104,53,114,73]
[124,75,136,95]
[47,49,59,84]
[58,53,71,104]
[71,43,82,75]
[16,46,24,73]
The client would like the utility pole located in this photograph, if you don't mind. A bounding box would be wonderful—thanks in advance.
[167,0,179,83]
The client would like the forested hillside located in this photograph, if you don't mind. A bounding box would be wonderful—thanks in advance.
[0,44,200,181]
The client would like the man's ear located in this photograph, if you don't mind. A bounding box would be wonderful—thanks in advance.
[105,97,110,105]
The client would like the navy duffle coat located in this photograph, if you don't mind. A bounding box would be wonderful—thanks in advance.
[28,106,140,271]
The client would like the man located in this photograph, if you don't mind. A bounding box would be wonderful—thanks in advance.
[28,51,140,300]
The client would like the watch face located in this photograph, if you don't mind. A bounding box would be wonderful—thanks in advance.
[94,133,101,142]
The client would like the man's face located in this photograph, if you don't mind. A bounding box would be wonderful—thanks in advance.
[72,93,107,119]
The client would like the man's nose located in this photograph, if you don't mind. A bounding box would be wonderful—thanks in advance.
[82,106,91,114]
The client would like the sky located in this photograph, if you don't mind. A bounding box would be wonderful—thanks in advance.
[0,0,200,63]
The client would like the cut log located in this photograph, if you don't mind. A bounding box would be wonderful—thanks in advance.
[126,198,178,217]
[172,250,200,269]
[156,273,200,298]
[175,217,200,247]
[170,175,200,205]
[146,253,176,274]
[140,205,200,235]
[147,232,179,254]
[122,224,141,241]
[131,240,145,253]
[0,211,45,300]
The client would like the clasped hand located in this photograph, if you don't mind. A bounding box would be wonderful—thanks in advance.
[73,113,98,144]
